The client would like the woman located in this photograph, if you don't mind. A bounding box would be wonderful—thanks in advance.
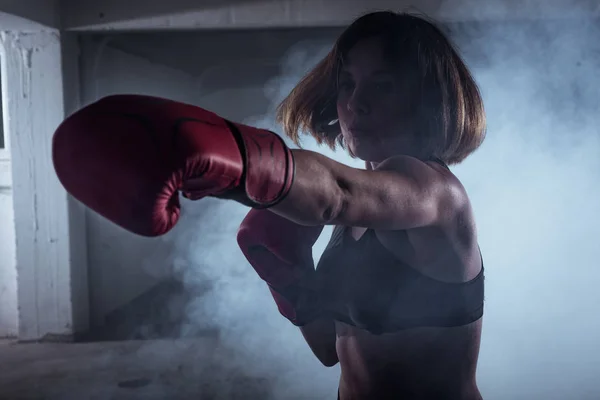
[268,10,486,399]
[51,9,485,400]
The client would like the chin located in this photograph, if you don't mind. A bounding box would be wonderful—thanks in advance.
[349,143,387,162]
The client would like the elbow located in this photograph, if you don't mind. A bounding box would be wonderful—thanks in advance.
[322,178,350,224]
[315,349,339,367]
[321,356,339,367]
[307,340,339,367]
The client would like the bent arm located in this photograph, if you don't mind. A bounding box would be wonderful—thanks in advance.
[270,150,460,230]
[300,317,339,367]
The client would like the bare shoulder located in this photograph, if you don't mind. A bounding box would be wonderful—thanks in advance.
[374,156,479,280]
[375,155,470,222]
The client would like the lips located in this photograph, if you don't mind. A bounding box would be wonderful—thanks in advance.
[349,128,372,136]
[348,120,373,131]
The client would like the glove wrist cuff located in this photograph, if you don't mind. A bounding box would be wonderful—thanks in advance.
[225,120,295,208]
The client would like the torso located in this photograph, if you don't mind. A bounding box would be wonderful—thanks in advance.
[335,319,482,399]
[316,161,484,399]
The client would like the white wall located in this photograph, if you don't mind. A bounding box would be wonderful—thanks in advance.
[0,40,17,337]
[0,29,85,341]
[79,38,199,327]
[0,130,17,337]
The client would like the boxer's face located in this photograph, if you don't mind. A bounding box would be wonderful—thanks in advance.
[336,36,418,162]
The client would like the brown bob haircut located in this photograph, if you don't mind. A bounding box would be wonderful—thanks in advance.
[276,11,486,165]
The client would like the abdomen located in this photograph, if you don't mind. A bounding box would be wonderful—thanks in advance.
[335,319,483,399]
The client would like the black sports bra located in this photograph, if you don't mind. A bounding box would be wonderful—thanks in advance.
[317,227,484,334]
[312,157,483,334]
[314,226,484,335]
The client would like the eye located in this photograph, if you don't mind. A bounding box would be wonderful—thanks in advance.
[338,80,355,92]
[372,81,394,94]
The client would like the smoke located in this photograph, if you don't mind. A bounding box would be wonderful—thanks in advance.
[450,18,600,400]
[162,17,600,400]
[157,42,348,400]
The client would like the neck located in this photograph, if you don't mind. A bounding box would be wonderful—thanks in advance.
[366,150,435,170]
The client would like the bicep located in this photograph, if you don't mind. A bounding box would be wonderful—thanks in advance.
[331,157,459,230]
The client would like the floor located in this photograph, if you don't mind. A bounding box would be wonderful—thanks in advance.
[0,338,272,400]
[0,281,339,400]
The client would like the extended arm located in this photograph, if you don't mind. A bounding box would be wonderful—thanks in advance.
[270,150,461,229]
[52,95,459,237]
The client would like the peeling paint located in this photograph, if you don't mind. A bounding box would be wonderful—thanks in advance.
[20,48,32,100]
[1,30,77,340]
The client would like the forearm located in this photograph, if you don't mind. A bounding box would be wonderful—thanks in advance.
[270,149,348,226]
[300,317,339,367]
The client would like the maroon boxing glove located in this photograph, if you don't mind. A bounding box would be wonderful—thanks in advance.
[52,95,294,236]
[237,208,324,326]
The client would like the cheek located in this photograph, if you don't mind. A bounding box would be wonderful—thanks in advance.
[384,111,406,129]
[367,111,400,135]
[377,100,411,128]
[336,98,351,126]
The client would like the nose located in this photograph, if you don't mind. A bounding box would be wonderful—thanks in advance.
[347,87,370,115]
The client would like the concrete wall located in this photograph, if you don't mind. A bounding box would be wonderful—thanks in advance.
[0,167,16,337]
[59,0,600,31]
[4,0,591,340]
[78,38,200,327]
[0,0,60,30]
[76,30,342,328]
[0,28,85,341]
[0,2,91,341]
[0,1,339,337]
[0,86,17,336]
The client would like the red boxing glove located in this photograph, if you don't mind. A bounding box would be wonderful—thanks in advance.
[52,95,294,237]
[237,208,324,326]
